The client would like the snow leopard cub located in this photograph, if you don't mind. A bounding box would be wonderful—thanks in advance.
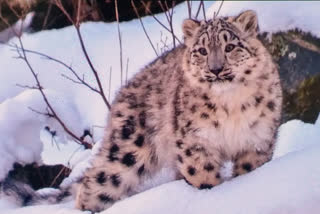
[76,10,282,212]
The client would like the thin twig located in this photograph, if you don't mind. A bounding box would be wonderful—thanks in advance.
[140,0,182,45]
[195,0,203,19]
[42,1,53,30]
[50,166,68,187]
[125,58,129,85]
[215,0,225,19]
[202,1,207,21]
[186,0,192,19]
[6,44,100,93]
[114,0,123,86]
[16,83,38,90]
[108,67,112,101]
[75,27,111,109]
[131,0,158,56]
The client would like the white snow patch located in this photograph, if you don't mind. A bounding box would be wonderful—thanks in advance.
[273,113,320,159]
[0,89,84,180]
[208,1,320,36]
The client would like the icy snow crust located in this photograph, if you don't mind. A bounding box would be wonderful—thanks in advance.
[0,1,320,213]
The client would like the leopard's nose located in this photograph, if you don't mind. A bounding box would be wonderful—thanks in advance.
[210,67,224,75]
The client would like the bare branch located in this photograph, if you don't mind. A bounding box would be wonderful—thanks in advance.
[75,27,111,109]
[131,0,158,57]
[14,36,92,149]
[140,0,182,45]
[5,44,100,94]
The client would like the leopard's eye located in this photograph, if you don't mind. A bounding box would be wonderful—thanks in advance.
[225,44,235,53]
[198,48,207,56]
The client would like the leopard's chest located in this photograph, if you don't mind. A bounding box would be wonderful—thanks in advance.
[179,90,274,156]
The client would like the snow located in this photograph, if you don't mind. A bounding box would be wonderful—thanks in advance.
[2,117,320,214]
[0,89,84,180]
[0,0,320,214]
[273,114,320,159]
[208,1,320,37]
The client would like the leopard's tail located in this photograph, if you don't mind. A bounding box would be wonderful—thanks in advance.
[0,178,74,207]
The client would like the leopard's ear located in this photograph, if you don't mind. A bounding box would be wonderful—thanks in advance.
[182,19,201,42]
[234,10,259,37]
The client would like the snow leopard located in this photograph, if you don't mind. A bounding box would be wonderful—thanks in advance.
[75,10,282,212]
[0,10,282,212]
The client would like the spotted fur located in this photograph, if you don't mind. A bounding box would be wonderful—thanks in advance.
[76,10,282,212]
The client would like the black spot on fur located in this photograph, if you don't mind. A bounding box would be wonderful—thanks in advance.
[121,116,136,140]
[259,74,269,80]
[110,144,119,153]
[240,77,245,82]
[187,166,196,176]
[255,96,264,106]
[202,94,209,100]
[134,134,145,147]
[244,70,252,75]
[190,105,197,113]
[138,165,145,176]
[111,174,121,187]
[185,149,192,156]
[126,93,139,109]
[176,140,184,149]
[204,163,214,171]
[186,120,192,128]
[108,144,120,162]
[177,155,183,163]
[122,152,136,167]
[199,184,213,190]
[96,171,107,184]
[242,163,252,172]
[267,101,275,112]
[115,111,124,117]
[201,112,209,119]
[250,120,259,128]
[216,173,221,179]
[139,111,146,128]
[98,194,113,203]
[180,127,186,137]
[213,120,220,128]
[241,104,247,112]
[205,102,217,112]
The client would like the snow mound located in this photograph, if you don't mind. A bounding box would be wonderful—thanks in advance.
[105,145,320,214]
[0,89,84,180]
[208,1,320,36]
[274,114,320,159]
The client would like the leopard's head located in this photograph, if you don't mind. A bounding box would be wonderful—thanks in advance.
[182,10,268,91]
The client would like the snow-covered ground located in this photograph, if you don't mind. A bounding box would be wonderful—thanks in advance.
[0,1,320,214]
[3,117,320,214]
